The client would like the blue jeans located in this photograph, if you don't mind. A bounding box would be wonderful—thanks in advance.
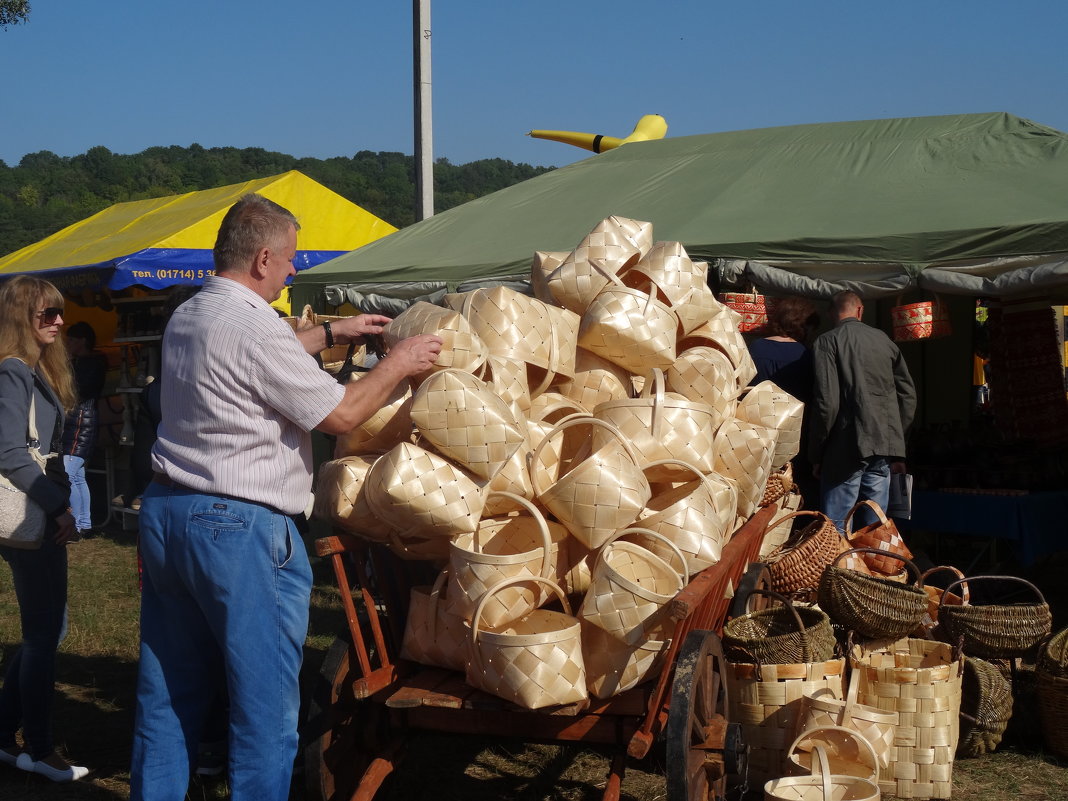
[820,456,892,533]
[0,535,68,759]
[63,455,91,531]
[130,482,312,801]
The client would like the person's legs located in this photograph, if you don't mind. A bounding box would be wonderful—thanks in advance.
[820,465,863,533]
[0,538,68,759]
[216,508,311,801]
[130,486,311,801]
[855,456,892,525]
[130,485,221,801]
[63,455,92,533]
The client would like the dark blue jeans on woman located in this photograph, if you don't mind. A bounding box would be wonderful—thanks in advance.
[0,532,68,759]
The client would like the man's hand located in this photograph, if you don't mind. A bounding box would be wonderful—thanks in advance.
[330,314,392,343]
[53,510,77,546]
[382,334,443,376]
[890,460,908,475]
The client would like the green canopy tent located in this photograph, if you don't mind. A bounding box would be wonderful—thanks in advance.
[292,112,1068,312]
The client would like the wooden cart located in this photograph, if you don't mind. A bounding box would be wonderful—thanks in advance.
[304,503,779,801]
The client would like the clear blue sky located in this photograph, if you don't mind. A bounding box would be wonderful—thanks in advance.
[2,1,1067,170]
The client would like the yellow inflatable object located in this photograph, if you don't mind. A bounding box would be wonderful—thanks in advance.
[527,114,667,153]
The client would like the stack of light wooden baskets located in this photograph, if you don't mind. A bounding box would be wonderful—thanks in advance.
[313,215,805,710]
[740,497,1055,800]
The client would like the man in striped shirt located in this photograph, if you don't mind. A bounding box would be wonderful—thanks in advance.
[130,194,441,801]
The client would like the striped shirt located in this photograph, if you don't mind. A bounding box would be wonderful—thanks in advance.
[151,276,345,515]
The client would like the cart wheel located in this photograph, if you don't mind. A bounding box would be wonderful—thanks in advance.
[666,630,741,801]
[727,562,772,621]
[303,635,383,801]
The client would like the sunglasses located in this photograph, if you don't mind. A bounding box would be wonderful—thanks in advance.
[36,307,64,324]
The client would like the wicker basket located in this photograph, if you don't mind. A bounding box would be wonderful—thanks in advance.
[333,372,415,455]
[672,284,725,337]
[913,566,968,639]
[938,575,1052,659]
[593,368,719,482]
[312,454,393,542]
[850,638,963,801]
[724,588,837,666]
[447,491,562,629]
[957,656,1013,758]
[843,500,913,576]
[1037,667,1068,760]
[576,274,679,375]
[735,380,805,470]
[718,289,777,334]
[578,528,687,645]
[581,619,670,700]
[817,548,928,641]
[552,347,632,412]
[760,492,803,559]
[761,463,795,507]
[665,345,737,429]
[628,459,734,575]
[714,417,777,518]
[725,657,846,786]
[1036,626,1068,678]
[547,216,644,314]
[797,680,896,772]
[766,511,850,600]
[891,298,952,342]
[383,300,487,375]
[401,568,468,672]
[680,310,758,390]
[529,416,651,549]
[458,285,559,371]
[363,440,485,546]
[786,723,881,782]
[765,745,880,801]
[530,250,568,304]
[619,239,704,304]
[410,369,526,481]
[466,576,586,709]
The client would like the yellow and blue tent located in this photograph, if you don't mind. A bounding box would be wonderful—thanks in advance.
[0,170,396,294]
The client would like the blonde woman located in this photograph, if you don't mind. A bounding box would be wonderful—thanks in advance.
[0,276,88,781]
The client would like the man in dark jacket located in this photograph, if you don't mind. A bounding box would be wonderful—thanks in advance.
[809,291,917,532]
[62,322,107,538]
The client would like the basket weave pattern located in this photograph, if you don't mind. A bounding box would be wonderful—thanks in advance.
[851,638,963,801]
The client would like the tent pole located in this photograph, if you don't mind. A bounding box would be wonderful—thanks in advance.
[413,0,434,221]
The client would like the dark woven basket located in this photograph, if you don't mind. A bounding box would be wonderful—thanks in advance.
[1036,626,1068,678]
[939,575,1052,660]
[723,588,837,665]
[1036,667,1068,760]
[817,547,928,640]
[766,511,845,601]
[957,656,1013,758]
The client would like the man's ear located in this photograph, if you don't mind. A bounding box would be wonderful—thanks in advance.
[250,247,271,279]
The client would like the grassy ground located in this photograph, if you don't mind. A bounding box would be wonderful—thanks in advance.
[1,523,1067,800]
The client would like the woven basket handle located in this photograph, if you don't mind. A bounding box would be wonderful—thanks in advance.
[843,499,890,538]
[426,567,450,640]
[920,565,970,606]
[643,458,711,489]
[742,588,813,662]
[811,745,831,800]
[528,415,642,497]
[468,575,572,673]
[603,527,689,591]
[940,574,1047,611]
[840,669,860,726]
[788,727,880,786]
[762,509,827,543]
[638,367,667,438]
[473,491,554,581]
[832,547,921,585]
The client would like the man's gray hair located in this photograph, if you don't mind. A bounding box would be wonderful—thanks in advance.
[213,193,300,274]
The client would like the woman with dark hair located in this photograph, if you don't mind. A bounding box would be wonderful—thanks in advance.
[0,276,89,781]
[747,295,821,501]
[748,296,820,403]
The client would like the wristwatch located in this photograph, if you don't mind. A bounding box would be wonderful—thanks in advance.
[322,321,334,349]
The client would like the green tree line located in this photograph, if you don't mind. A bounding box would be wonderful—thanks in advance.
[0,144,555,257]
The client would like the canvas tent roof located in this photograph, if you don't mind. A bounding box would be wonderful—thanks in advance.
[0,170,397,293]
[292,112,1068,312]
